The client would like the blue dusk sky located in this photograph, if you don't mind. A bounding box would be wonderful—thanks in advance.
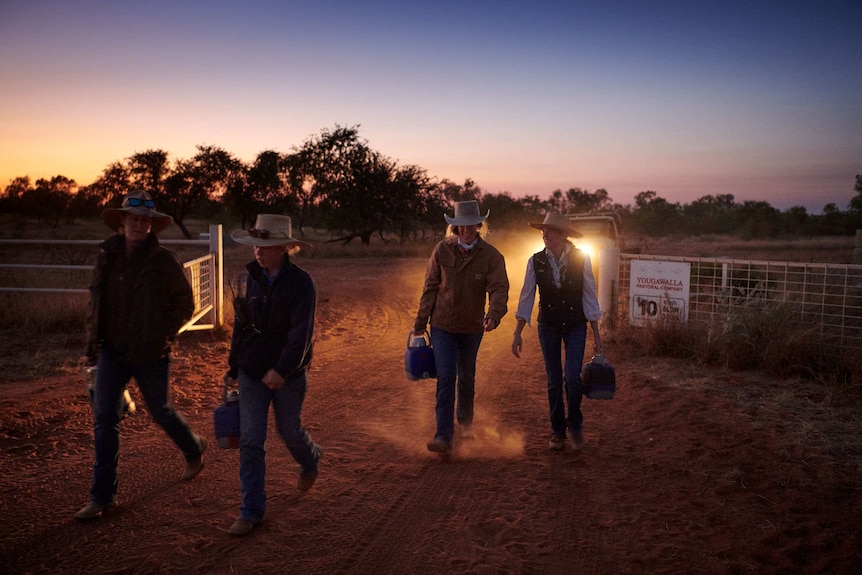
[1,0,860,213]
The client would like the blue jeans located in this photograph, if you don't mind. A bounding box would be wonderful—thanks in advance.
[90,345,203,505]
[430,327,483,445]
[537,323,588,438]
[238,369,321,523]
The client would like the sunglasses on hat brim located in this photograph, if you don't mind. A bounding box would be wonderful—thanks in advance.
[126,197,156,209]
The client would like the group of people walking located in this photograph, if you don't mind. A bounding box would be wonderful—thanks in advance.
[75,191,602,536]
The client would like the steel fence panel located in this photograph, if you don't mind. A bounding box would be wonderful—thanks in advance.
[619,254,862,354]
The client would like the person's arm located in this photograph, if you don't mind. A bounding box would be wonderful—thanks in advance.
[512,257,537,357]
[483,250,509,331]
[582,254,603,355]
[414,244,442,335]
[589,319,604,356]
[226,271,252,380]
[512,318,528,358]
[275,270,316,379]
[581,254,601,322]
[85,251,105,365]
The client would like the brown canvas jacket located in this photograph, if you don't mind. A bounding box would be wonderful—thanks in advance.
[415,236,509,334]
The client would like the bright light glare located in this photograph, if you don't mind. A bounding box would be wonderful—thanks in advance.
[575,242,594,259]
[531,238,546,256]
[527,238,594,258]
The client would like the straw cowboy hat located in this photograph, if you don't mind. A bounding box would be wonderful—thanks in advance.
[529,212,583,238]
[231,214,312,249]
[444,200,489,226]
[102,190,174,234]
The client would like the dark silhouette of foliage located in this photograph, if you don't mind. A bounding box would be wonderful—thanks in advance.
[0,176,31,215]
[548,187,613,214]
[161,145,245,238]
[85,162,132,210]
[128,149,171,199]
[682,194,737,235]
[21,176,77,227]
[2,125,859,242]
[630,191,683,236]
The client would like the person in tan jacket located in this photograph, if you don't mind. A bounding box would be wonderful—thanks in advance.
[414,200,509,456]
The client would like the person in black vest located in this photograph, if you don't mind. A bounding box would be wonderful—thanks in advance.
[511,212,603,451]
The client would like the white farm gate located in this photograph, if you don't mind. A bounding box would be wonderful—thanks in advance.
[0,224,224,333]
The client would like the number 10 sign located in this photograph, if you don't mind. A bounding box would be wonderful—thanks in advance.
[629,260,691,327]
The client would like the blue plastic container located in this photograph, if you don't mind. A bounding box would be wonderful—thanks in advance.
[582,354,616,399]
[214,384,241,449]
[405,331,436,381]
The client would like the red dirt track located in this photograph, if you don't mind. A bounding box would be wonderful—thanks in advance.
[1,257,859,574]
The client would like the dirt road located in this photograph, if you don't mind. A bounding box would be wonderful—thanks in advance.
[0,257,859,574]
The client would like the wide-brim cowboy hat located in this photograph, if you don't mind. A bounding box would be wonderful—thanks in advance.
[231,214,312,249]
[529,212,583,238]
[444,200,489,226]
[102,190,174,234]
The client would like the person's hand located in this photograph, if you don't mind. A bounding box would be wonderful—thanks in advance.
[262,369,285,390]
[511,333,523,358]
[483,317,498,332]
[594,334,604,356]
[223,374,236,387]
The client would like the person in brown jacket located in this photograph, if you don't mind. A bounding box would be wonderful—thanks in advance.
[414,200,509,456]
[75,190,205,520]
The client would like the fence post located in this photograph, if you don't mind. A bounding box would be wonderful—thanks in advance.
[209,224,224,327]
[855,230,862,265]
[598,246,620,339]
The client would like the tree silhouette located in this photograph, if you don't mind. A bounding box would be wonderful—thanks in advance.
[0,176,31,214]
[127,150,171,200]
[162,145,244,238]
[2,126,858,242]
[23,176,77,227]
[631,190,683,236]
[683,194,736,234]
[230,150,295,229]
[548,187,613,214]
[84,162,132,211]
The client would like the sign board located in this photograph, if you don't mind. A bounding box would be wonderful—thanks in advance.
[629,260,691,327]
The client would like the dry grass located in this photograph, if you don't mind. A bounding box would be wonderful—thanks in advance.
[632,234,857,264]
[615,300,861,394]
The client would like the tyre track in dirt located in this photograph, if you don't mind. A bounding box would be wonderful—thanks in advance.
[296,258,485,573]
[296,258,549,573]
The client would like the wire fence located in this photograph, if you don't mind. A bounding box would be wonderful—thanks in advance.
[617,254,862,355]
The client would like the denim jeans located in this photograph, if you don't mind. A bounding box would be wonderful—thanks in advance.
[430,327,484,445]
[90,345,203,505]
[238,369,321,523]
[537,322,588,438]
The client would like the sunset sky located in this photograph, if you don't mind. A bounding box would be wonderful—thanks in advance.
[1,1,860,213]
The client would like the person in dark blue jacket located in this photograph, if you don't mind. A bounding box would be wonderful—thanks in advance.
[224,214,322,536]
